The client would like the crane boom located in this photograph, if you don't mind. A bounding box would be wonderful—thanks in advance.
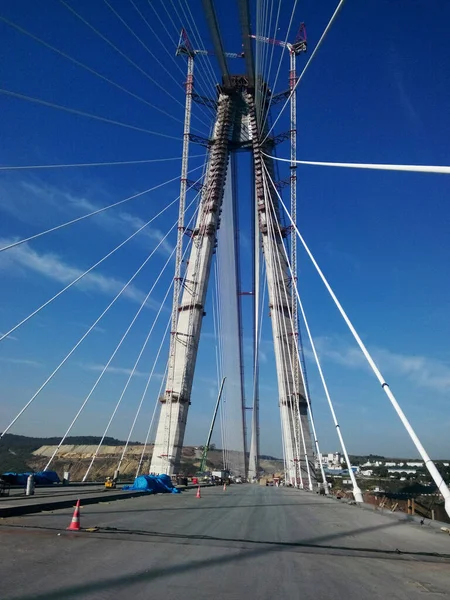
[199,377,226,473]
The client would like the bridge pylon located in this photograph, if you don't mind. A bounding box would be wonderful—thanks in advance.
[150,69,315,486]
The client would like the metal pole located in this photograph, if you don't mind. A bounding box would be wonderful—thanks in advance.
[26,474,35,496]
[199,377,226,473]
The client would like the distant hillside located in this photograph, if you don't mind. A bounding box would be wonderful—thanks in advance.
[0,434,141,474]
[0,434,284,480]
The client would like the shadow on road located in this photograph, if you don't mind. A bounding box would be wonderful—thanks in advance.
[5,502,324,516]
[4,519,450,600]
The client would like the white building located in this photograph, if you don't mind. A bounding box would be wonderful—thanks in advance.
[388,468,417,475]
[360,469,374,477]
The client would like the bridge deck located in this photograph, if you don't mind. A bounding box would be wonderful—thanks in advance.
[0,485,449,599]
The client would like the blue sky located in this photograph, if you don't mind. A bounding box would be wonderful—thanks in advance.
[0,1,449,460]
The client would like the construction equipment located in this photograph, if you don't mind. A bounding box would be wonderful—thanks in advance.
[104,476,116,490]
[199,377,226,473]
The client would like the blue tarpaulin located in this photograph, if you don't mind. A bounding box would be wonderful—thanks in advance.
[1,471,60,485]
[122,474,180,493]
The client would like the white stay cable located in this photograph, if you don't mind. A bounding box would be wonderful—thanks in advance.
[263,165,329,494]
[214,258,229,470]
[59,0,191,118]
[268,168,450,515]
[131,0,186,80]
[0,155,204,171]
[265,170,313,490]
[261,174,301,486]
[260,0,298,134]
[46,192,201,472]
[103,0,209,130]
[173,0,219,105]
[0,88,181,141]
[104,0,183,92]
[254,0,262,122]
[117,313,172,479]
[137,358,169,478]
[263,173,311,488]
[0,15,188,129]
[113,200,202,475]
[128,0,214,123]
[177,0,218,93]
[212,265,226,470]
[259,0,282,122]
[43,215,183,471]
[266,154,450,175]
[80,262,174,480]
[263,0,346,143]
[0,196,178,343]
[0,210,181,439]
[0,165,203,254]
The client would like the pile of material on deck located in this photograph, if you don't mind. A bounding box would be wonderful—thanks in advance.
[1,471,60,485]
[122,474,180,494]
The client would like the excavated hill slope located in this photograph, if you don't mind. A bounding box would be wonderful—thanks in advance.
[30,445,283,481]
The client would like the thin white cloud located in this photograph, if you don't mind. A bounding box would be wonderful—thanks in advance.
[81,363,163,379]
[0,180,176,257]
[0,357,41,367]
[0,332,18,341]
[30,182,175,256]
[0,238,161,309]
[313,336,450,394]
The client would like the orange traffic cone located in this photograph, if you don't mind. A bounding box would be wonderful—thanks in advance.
[67,499,81,531]
[223,483,227,491]
[196,486,201,498]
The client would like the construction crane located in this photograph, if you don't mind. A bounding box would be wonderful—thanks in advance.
[249,23,307,55]
[199,377,226,473]
[177,27,244,60]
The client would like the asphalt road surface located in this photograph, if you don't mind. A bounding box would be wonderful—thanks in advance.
[0,485,449,599]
